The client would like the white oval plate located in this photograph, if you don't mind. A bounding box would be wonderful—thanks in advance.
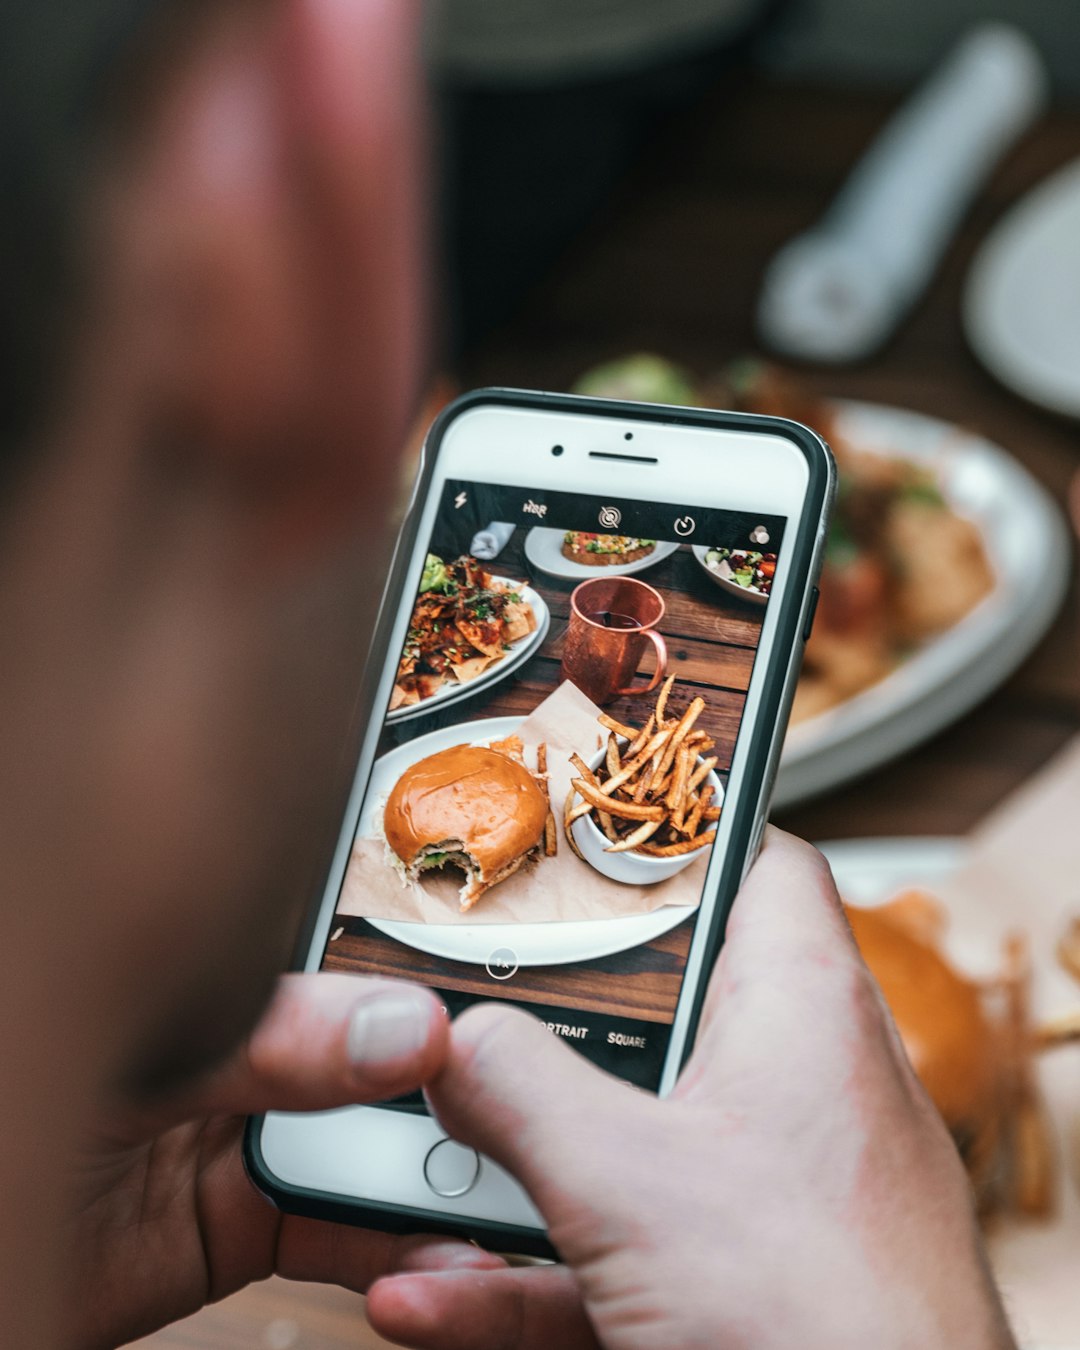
[818,834,962,897]
[775,400,1071,808]
[362,716,696,966]
[386,584,550,725]
[965,157,1080,419]
[691,544,770,606]
[524,527,680,580]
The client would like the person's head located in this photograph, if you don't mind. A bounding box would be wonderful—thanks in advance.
[0,0,427,1104]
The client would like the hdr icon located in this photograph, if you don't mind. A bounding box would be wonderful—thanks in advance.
[485,947,519,981]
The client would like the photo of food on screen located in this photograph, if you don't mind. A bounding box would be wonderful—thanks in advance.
[320,480,785,1089]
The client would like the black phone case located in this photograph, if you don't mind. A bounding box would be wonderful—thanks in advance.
[244,387,836,1259]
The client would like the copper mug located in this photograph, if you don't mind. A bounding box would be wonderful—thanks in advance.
[561,577,668,706]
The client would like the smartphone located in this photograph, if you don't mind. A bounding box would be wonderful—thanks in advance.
[247,388,834,1255]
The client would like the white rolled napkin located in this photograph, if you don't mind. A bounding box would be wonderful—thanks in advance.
[757,23,1049,363]
[469,521,516,560]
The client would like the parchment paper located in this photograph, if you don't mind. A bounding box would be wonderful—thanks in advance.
[337,679,708,926]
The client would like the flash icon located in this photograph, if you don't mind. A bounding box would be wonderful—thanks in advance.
[454,492,467,510]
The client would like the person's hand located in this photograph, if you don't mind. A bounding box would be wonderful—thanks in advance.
[67,974,503,1349]
[367,829,1016,1350]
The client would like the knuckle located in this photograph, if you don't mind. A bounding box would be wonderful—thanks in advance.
[453,1002,539,1068]
[456,1000,534,1039]
[797,838,841,896]
[762,828,842,900]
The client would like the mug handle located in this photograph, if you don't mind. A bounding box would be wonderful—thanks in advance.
[616,631,668,697]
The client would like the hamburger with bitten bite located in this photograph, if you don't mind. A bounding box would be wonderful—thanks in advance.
[845,898,1003,1196]
[383,742,548,911]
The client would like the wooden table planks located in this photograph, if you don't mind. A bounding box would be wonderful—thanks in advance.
[139,75,1080,1349]
[326,914,696,1023]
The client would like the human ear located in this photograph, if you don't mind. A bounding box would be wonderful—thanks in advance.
[115,0,427,559]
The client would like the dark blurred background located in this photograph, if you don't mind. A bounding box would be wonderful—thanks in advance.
[425,0,1080,361]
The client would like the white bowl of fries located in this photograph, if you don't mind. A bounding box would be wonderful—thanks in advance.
[566,680,724,886]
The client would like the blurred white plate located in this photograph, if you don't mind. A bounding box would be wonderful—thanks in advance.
[965,157,1080,418]
[819,835,961,898]
[363,717,696,966]
[524,527,680,580]
[819,835,1080,1350]
[386,583,550,724]
[774,400,1070,808]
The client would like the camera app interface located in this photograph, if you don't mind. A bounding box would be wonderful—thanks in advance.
[321,481,786,1091]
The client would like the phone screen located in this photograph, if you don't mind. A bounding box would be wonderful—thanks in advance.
[319,480,786,1092]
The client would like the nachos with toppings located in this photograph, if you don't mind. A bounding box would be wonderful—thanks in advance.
[390,554,537,712]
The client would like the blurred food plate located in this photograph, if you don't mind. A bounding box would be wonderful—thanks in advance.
[386,583,550,724]
[363,717,695,966]
[965,157,1080,418]
[819,836,1080,1350]
[524,527,680,580]
[775,401,1070,807]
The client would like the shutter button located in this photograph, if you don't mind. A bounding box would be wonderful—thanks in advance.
[423,1139,482,1198]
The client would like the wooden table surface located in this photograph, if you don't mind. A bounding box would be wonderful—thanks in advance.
[138,75,1080,1350]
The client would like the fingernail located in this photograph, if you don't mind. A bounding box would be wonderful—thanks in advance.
[347,990,432,1068]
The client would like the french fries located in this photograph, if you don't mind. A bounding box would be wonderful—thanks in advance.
[639,831,717,857]
[599,712,638,741]
[605,732,620,781]
[563,789,585,862]
[626,713,655,758]
[566,679,722,860]
[654,673,675,726]
[603,818,663,853]
[537,741,557,857]
[687,756,718,795]
[571,777,666,822]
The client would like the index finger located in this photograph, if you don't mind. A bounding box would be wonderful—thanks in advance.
[367,1263,599,1350]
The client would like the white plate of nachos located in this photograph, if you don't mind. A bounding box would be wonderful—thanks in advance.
[386,558,551,724]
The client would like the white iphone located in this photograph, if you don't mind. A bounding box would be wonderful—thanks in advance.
[247,389,834,1255]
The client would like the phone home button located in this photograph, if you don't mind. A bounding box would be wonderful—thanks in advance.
[423,1139,482,1199]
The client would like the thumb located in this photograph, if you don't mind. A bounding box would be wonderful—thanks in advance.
[117,973,449,1137]
[428,1003,657,1219]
